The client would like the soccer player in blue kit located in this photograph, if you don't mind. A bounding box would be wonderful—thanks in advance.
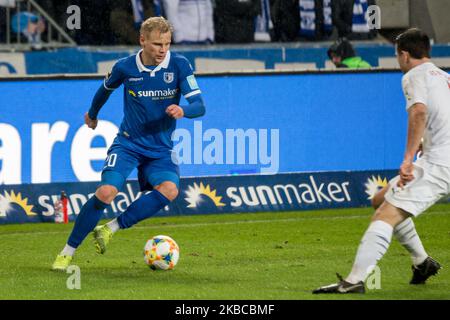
[52,17,205,270]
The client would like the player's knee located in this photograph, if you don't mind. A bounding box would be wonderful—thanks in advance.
[155,182,179,202]
[95,185,118,204]
[371,202,406,227]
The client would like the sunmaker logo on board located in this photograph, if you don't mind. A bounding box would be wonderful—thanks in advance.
[226,176,351,207]
[184,176,352,209]
[184,182,225,208]
[364,175,388,200]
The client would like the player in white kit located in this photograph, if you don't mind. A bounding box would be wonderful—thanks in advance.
[314,28,450,294]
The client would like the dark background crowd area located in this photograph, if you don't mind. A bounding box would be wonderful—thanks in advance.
[0,0,379,46]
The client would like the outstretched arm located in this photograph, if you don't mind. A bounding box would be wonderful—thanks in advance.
[85,85,114,129]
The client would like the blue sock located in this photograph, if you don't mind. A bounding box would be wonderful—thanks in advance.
[67,195,109,248]
[117,190,170,229]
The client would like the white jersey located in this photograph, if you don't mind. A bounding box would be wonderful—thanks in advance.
[402,62,450,167]
[161,0,214,43]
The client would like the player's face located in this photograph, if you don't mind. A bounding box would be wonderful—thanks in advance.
[140,30,172,65]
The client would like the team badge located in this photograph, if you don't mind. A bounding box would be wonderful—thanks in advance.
[164,72,174,84]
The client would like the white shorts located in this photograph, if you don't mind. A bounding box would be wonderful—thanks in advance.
[384,157,450,216]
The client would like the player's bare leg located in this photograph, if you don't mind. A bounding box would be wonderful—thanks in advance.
[154,181,179,201]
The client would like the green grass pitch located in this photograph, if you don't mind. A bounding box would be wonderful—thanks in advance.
[0,204,449,300]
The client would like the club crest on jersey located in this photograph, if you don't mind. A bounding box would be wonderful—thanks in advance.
[164,72,174,84]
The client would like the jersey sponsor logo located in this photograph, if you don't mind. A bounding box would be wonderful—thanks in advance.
[164,72,174,84]
[137,88,179,98]
[128,89,137,97]
[128,77,144,82]
[186,75,199,90]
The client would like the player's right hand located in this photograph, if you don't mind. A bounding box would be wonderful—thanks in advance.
[84,112,98,130]
[397,160,414,188]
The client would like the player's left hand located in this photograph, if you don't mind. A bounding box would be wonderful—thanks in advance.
[398,160,415,188]
[166,104,184,119]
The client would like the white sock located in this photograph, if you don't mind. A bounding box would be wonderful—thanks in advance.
[106,218,121,233]
[60,244,76,257]
[346,220,393,284]
[394,218,428,266]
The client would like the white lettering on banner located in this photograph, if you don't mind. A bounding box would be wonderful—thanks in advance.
[0,124,21,184]
[226,177,351,207]
[31,122,69,183]
[115,192,131,211]
[69,193,88,214]
[71,121,118,181]
[2,120,278,184]
[38,196,54,216]
[37,184,148,218]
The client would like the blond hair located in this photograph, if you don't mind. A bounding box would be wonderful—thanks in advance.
[140,17,173,36]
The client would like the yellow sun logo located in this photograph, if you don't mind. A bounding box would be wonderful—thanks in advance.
[365,175,388,200]
[184,182,226,208]
[0,190,36,217]
[128,89,137,97]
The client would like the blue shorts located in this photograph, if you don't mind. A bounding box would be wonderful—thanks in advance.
[100,140,180,192]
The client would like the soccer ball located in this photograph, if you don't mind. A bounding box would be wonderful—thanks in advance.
[144,235,180,270]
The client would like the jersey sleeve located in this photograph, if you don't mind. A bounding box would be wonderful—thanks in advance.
[177,57,201,99]
[402,72,428,110]
[103,61,124,91]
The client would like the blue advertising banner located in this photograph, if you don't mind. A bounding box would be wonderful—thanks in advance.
[0,170,404,225]
[1,71,414,185]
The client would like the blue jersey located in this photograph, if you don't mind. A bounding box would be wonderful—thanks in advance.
[103,50,202,158]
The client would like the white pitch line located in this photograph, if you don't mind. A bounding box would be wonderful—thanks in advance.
[0,210,448,237]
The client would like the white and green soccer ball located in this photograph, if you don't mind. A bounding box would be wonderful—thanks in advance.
[144,235,180,270]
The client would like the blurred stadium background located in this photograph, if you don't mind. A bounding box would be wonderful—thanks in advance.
[0,0,449,300]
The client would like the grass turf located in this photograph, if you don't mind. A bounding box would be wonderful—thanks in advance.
[0,204,449,300]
